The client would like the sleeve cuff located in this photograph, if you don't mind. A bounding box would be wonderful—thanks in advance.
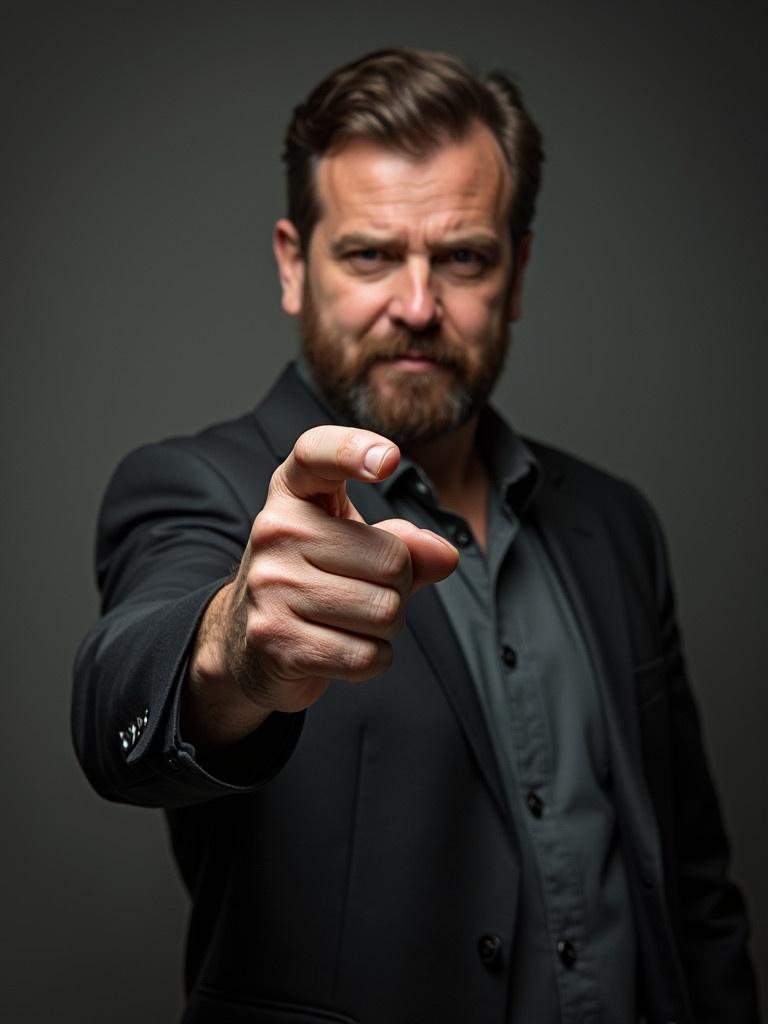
[161,663,305,798]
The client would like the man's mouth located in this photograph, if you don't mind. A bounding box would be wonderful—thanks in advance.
[375,351,446,373]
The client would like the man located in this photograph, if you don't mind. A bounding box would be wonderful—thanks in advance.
[73,48,760,1023]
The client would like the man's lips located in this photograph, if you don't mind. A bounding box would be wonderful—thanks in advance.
[374,352,446,373]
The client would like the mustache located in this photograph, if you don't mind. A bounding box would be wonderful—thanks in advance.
[354,332,470,375]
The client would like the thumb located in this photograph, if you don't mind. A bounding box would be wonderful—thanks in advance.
[373,519,459,593]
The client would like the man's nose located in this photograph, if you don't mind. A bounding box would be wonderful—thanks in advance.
[387,257,442,332]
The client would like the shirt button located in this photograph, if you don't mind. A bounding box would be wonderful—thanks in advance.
[453,525,472,547]
[500,644,517,668]
[557,939,577,968]
[525,791,544,818]
[477,933,503,968]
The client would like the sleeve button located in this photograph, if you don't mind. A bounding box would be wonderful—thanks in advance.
[478,933,503,968]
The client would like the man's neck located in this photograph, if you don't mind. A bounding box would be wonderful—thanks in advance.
[403,415,490,550]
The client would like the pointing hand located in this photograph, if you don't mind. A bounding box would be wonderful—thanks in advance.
[185,426,458,747]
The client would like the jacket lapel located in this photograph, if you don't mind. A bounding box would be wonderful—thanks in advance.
[527,465,662,848]
[528,473,644,768]
[405,584,515,829]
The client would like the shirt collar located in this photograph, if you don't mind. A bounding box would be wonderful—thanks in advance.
[477,404,541,518]
[382,406,540,519]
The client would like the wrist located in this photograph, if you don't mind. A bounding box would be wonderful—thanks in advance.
[184,584,272,750]
[189,584,234,687]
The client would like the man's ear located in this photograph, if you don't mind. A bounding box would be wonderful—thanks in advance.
[507,231,533,323]
[273,219,305,316]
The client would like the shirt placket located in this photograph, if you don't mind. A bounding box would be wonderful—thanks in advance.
[493,513,602,1024]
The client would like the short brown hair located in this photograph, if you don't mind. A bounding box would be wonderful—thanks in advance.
[282,47,544,253]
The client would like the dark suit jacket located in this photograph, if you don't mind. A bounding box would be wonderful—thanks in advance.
[72,364,760,1024]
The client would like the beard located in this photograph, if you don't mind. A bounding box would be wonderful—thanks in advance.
[300,290,511,446]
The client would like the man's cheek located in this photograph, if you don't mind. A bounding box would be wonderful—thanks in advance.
[467,302,507,345]
[449,311,490,349]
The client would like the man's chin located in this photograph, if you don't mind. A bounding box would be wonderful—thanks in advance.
[348,375,472,445]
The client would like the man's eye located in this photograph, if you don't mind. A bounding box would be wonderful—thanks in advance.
[346,249,391,271]
[438,249,488,277]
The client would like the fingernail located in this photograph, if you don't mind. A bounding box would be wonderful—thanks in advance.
[363,444,394,477]
[422,529,459,553]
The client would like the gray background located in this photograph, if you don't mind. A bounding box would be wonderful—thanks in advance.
[3,1,766,1019]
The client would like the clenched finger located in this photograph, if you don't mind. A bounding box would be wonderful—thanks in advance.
[301,516,414,594]
[286,572,405,641]
[373,519,459,593]
[249,615,394,683]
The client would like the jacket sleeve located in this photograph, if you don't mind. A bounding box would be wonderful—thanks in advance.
[71,439,304,808]
[638,493,761,1022]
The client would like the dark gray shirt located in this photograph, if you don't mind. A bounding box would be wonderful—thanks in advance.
[383,411,636,1024]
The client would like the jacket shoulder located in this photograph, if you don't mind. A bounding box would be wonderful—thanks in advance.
[109,361,315,504]
[525,436,648,500]
[108,408,279,515]
[150,406,276,473]
[524,436,663,559]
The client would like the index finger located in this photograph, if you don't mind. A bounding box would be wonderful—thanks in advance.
[273,425,400,505]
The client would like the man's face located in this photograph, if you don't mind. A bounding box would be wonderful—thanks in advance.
[274,122,530,445]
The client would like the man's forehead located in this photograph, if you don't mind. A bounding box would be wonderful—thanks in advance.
[313,123,512,233]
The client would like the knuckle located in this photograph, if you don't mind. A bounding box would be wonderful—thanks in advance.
[244,616,297,675]
[335,428,362,466]
[245,564,302,624]
[244,560,264,591]
[367,587,402,631]
[250,507,293,547]
[287,640,329,679]
[293,428,324,469]
[295,426,361,471]
[267,464,292,500]
[245,559,276,594]
[344,639,381,677]
[376,537,411,584]
[244,611,273,649]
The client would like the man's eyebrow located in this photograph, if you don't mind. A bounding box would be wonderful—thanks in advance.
[329,233,403,257]
[431,234,502,259]
[329,232,503,259]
